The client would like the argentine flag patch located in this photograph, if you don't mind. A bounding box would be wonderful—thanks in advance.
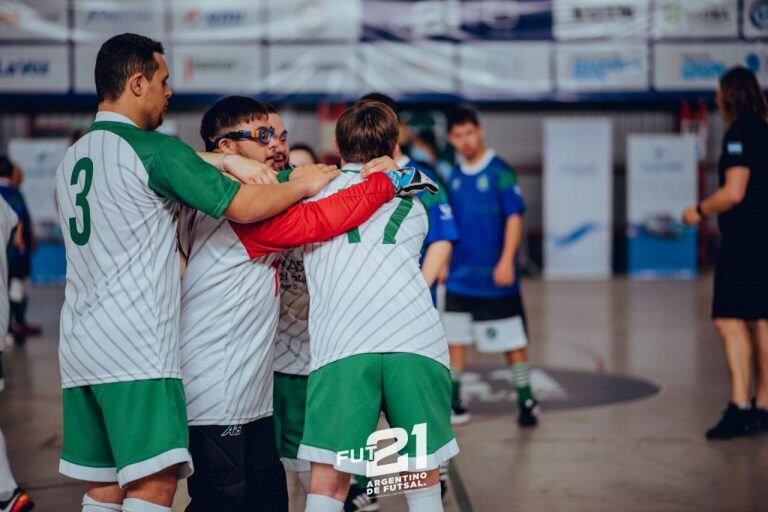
[727,141,744,155]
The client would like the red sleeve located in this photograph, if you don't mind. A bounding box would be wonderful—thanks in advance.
[230,172,394,258]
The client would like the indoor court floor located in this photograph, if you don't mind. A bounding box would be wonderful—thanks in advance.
[1,278,766,512]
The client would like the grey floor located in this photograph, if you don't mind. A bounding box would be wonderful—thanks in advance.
[1,278,766,512]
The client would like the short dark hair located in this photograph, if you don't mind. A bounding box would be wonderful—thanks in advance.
[447,106,480,131]
[200,96,270,151]
[95,33,165,103]
[290,143,319,164]
[336,101,399,163]
[262,101,278,114]
[358,92,397,114]
[0,156,13,178]
[719,66,768,123]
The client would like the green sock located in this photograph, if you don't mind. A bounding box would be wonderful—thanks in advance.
[450,367,462,408]
[511,363,533,403]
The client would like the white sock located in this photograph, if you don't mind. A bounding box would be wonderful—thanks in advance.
[405,484,443,512]
[0,429,17,499]
[82,494,122,511]
[297,470,311,492]
[121,498,171,512]
[305,494,343,512]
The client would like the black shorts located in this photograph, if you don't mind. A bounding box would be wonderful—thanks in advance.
[443,292,529,352]
[445,291,527,324]
[187,416,288,512]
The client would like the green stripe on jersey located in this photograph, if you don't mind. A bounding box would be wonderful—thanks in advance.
[383,198,413,244]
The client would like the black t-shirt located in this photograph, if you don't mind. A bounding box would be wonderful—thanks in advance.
[717,114,768,246]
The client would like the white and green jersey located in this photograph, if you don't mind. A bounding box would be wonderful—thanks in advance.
[274,247,311,376]
[179,208,280,425]
[55,111,239,389]
[303,165,449,371]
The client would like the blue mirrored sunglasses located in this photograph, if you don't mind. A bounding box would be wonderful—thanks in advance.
[213,126,275,146]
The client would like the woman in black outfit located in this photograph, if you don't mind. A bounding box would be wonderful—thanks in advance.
[683,66,768,439]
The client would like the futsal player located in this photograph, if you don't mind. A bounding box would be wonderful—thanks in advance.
[442,106,540,427]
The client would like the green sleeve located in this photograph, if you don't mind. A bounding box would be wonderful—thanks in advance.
[419,186,449,209]
[496,167,518,190]
[147,138,241,218]
[276,168,293,183]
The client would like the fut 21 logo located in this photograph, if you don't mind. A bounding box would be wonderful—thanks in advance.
[337,423,428,477]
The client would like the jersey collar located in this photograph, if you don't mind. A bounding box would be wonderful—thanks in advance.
[342,163,364,173]
[458,148,496,176]
[94,111,139,128]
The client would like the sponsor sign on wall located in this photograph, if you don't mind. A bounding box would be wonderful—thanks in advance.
[627,134,698,279]
[267,0,362,42]
[458,42,553,96]
[544,118,613,279]
[0,45,68,92]
[556,43,649,91]
[654,43,767,91]
[0,0,68,41]
[553,0,650,40]
[171,45,263,93]
[170,0,264,42]
[73,44,98,93]
[654,0,738,39]
[266,44,360,93]
[363,0,460,41]
[743,0,768,38]
[460,0,553,40]
[73,0,164,42]
[361,42,454,93]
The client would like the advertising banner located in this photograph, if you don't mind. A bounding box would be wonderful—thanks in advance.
[458,42,553,97]
[266,44,360,94]
[653,43,767,91]
[743,0,768,38]
[543,118,613,279]
[0,45,68,92]
[361,42,455,93]
[553,0,650,40]
[556,43,649,91]
[170,0,265,42]
[653,0,738,40]
[460,0,553,40]
[0,0,68,41]
[73,0,164,42]
[8,138,69,237]
[267,0,362,42]
[171,45,263,93]
[627,134,697,279]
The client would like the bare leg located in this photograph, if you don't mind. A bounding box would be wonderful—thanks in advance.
[714,318,753,406]
[750,320,768,407]
[308,463,351,503]
[448,345,467,372]
[86,482,124,505]
[504,347,528,365]
[124,466,178,507]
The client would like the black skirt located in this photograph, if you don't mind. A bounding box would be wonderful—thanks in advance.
[712,241,768,319]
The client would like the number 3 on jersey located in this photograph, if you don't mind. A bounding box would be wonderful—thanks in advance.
[69,157,93,246]
[347,198,413,244]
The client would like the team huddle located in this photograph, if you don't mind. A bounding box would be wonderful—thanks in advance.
[47,32,538,512]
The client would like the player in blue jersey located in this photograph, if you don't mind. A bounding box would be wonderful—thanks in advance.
[442,106,539,428]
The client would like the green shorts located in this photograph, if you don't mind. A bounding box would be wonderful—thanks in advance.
[59,378,193,487]
[297,353,458,475]
[273,372,310,472]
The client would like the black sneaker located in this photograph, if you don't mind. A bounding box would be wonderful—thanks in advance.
[0,487,34,512]
[518,398,540,428]
[344,482,378,512]
[451,402,471,425]
[706,402,756,440]
[751,400,768,432]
